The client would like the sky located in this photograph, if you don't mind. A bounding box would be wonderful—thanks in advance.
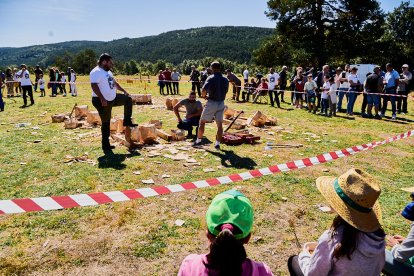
[0,0,411,48]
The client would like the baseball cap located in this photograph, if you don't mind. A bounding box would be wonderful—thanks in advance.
[206,189,254,240]
[402,202,414,221]
[402,64,409,68]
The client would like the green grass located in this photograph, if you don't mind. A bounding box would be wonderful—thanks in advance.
[0,75,413,275]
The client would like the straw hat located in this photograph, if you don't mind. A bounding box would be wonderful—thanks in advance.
[316,168,382,232]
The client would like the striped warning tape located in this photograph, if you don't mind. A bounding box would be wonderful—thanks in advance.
[0,130,412,215]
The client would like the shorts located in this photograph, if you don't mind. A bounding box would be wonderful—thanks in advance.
[200,100,225,122]
[367,93,380,106]
[307,90,316,103]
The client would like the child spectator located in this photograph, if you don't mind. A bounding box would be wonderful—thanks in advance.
[328,77,337,117]
[320,75,330,116]
[384,196,414,275]
[178,189,273,275]
[288,168,386,275]
[61,72,67,96]
[304,74,317,113]
[38,74,45,97]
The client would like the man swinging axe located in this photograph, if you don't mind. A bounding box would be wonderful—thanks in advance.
[91,53,137,152]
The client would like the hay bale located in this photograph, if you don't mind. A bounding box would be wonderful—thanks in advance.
[51,114,67,123]
[87,111,101,125]
[74,105,88,118]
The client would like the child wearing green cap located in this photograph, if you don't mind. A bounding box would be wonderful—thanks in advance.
[178,189,273,275]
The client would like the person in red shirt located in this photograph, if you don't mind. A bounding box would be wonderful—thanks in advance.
[253,78,268,103]
[158,70,165,95]
[162,67,172,95]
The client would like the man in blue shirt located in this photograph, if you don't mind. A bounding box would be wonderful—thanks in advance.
[381,63,400,120]
[194,61,229,150]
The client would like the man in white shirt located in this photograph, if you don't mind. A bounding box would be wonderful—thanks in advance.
[267,68,280,108]
[91,53,137,151]
[243,68,249,85]
[16,64,34,107]
[171,68,181,95]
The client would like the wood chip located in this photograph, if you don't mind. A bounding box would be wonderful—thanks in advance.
[133,171,141,175]
[174,219,185,227]
[161,174,171,179]
[203,168,216,173]
[319,206,332,213]
[186,158,198,163]
[142,179,155,184]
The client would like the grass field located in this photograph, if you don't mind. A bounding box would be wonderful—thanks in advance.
[0,75,413,275]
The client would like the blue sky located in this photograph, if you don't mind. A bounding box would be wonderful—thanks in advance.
[0,0,411,47]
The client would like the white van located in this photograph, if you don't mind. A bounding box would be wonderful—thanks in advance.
[350,64,381,84]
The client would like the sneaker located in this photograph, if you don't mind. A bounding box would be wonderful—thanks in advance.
[214,144,221,150]
[374,114,382,120]
[379,112,384,118]
[392,114,396,120]
[192,140,202,147]
[361,113,369,118]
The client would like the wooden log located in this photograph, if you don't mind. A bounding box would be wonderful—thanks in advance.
[166,98,173,110]
[130,94,152,104]
[224,106,237,119]
[64,118,78,129]
[51,114,67,123]
[110,118,118,133]
[87,111,101,125]
[130,127,141,142]
[156,129,172,141]
[265,117,277,126]
[171,129,186,141]
[223,119,246,130]
[149,120,162,129]
[116,118,125,133]
[139,124,157,144]
[248,111,268,127]
[172,98,180,108]
[74,105,88,118]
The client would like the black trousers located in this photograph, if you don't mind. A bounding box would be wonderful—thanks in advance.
[397,90,409,113]
[268,89,280,107]
[192,81,201,97]
[22,85,34,105]
[173,82,179,94]
[279,84,286,101]
[92,94,133,147]
[165,82,172,94]
[287,255,304,276]
[361,93,368,113]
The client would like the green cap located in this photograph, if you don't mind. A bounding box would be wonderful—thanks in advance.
[206,189,254,240]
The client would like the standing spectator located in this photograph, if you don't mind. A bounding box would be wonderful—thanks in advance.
[178,189,273,275]
[364,67,383,119]
[397,64,412,115]
[189,65,201,97]
[360,73,371,117]
[174,91,203,139]
[328,76,337,117]
[0,72,4,111]
[13,68,22,96]
[5,68,14,97]
[158,70,165,95]
[267,68,281,108]
[380,63,400,120]
[171,68,181,95]
[194,61,229,150]
[61,72,67,96]
[336,65,350,112]
[67,67,72,93]
[243,67,249,85]
[163,67,172,95]
[304,74,317,113]
[16,64,34,107]
[384,201,414,275]
[288,168,386,276]
[293,69,305,108]
[226,69,242,102]
[34,65,43,92]
[38,74,46,97]
[320,75,330,116]
[279,65,288,103]
[347,67,360,116]
[200,68,208,92]
[90,53,137,152]
[316,65,330,109]
[49,68,57,97]
[70,69,77,96]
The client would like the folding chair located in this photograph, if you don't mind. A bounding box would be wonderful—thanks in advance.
[253,89,269,104]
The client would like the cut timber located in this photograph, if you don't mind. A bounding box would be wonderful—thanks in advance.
[51,114,67,123]
[87,111,101,125]
[64,119,78,129]
[150,120,162,129]
[74,105,88,118]
[130,127,141,142]
[172,98,180,108]
[139,124,157,144]
[248,111,268,127]
[110,119,118,133]
[171,129,186,141]
[265,117,277,126]
[130,94,152,104]
[223,119,246,130]
[156,129,172,141]
[166,98,173,110]
[224,106,238,119]
[116,118,125,133]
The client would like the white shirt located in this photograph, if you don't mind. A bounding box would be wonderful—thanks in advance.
[17,70,31,86]
[38,78,45,89]
[267,73,280,90]
[339,72,350,89]
[171,72,181,81]
[348,73,359,88]
[90,66,116,101]
[71,72,76,82]
[304,81,317,91]
[243,69,249,80]
[322,81,330,99]
[329,83,337,103]
[61,76,66,83]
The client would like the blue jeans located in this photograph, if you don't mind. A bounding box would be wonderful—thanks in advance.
[177,117,200,135]
[321,98,329,114]
[383,249,414,275]
[337,87,348,110]
[347,88,358,114]
[381,87,397,116]
[0,87,4,111]
[52,83,58,95]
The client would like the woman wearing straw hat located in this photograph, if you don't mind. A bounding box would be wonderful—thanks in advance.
[288,168,386,275]
[178,189,273,275]
[383,199,414,275]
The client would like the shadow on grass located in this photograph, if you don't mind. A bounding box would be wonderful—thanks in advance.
[205,149,257,170]
[97,150,140,170]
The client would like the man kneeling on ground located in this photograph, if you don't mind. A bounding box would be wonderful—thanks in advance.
[174,91,203,139]
[91,53,137,152]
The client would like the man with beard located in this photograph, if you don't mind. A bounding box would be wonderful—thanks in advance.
[174,91,203,139]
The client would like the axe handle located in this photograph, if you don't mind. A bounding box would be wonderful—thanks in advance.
[69,103,77,119]
[224,111,244,133]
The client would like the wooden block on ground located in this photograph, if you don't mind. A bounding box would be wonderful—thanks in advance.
[265,117,277,126]
[110,118,118,132]
[171,129,186,141]
[75,105,88,118]
[64,119,78,129]
[150,120,162,129]
[139,124,157,144]
[156,129,172,141]
[223,119,246,130]
[130,94,152,104]
[172,98,180,108]
[51,114,67,123]
[166,98,173,110]
[87,111,101,125]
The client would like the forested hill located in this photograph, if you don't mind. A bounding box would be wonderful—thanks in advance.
[0,26,273,66]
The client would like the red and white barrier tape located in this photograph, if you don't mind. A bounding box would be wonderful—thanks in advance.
[0,129,412,215]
